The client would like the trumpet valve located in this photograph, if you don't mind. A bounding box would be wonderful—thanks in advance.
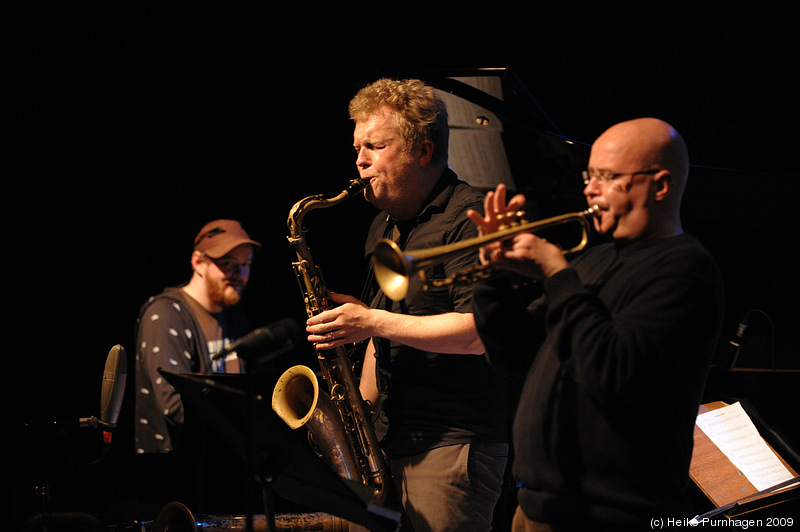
[497,210,527,230]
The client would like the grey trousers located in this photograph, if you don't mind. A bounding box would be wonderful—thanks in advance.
[389,442,508,532]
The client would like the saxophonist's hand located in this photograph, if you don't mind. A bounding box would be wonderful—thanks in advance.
[306,292,374,349]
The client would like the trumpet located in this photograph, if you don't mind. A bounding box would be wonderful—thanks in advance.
[373,205,600,301]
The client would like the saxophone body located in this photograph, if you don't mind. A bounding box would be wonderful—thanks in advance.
[272,178,389,504]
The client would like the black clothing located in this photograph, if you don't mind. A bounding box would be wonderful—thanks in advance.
[474,234,725,528]
[363,169,508,458]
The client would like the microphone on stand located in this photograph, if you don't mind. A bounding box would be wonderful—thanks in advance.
[98,344,127,445]
[728,313,749,370]
[18,345,127,463]
[212,318,304,365]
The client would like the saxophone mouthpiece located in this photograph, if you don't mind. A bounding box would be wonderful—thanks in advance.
[348,177,370,194]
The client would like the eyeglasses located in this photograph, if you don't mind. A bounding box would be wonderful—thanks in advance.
[582,169,660,186]
[200,252,252,276]
[212,257,252,276]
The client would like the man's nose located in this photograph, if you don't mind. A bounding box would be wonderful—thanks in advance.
[583,178,601,198]
[356,147,370,168]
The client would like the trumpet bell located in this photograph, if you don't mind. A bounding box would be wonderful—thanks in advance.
[372,206,599,302]
[373,240,411,302]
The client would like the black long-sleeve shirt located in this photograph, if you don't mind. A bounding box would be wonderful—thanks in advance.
[474,234,724,528]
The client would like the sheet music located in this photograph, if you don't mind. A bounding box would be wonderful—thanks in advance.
[696,401,795,491]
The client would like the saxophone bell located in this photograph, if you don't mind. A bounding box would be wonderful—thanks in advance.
[272,365,362,483]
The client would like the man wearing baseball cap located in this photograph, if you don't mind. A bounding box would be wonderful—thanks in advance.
[134,219,260,455]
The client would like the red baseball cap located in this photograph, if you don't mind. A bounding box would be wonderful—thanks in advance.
[193,219,261,259]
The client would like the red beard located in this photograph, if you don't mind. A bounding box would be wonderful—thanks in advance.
[206,276,243,309]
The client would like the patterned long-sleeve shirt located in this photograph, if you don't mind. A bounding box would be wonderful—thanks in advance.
[133,287,247,453]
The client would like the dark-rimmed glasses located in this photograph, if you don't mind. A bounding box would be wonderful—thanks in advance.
[582,169,660,186]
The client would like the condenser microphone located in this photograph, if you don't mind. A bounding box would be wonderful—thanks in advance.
[99,344,127,443]
[727,313,749,370]
[729,315,749,352]
[212,318,303,363]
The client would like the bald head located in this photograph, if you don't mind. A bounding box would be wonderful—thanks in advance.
[586,118,689,240]
[595,117,689,195]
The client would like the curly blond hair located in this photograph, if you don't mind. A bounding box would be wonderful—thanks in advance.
[349,78,449,167]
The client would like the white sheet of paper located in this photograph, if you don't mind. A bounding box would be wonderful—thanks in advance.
[696,401,794,492]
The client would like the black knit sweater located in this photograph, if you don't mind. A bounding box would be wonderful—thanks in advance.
[474,234,724,528]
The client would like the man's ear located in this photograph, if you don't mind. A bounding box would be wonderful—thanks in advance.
[418,140,435,167]
[190,250,206,274]
[653,170,671,201]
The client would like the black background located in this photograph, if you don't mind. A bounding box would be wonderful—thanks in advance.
[5,4,799,527]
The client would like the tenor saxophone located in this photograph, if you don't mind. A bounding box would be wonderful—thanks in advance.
[272,178,389,504]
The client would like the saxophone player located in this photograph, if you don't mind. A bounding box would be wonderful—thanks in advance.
[305,78,509,532]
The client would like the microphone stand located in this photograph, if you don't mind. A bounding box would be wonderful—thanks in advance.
[213,319,303,531]
[243,361,277,532]
[20,412,118,464]
[15,410,120,530]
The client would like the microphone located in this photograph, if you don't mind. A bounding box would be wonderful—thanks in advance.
[728,313,749,369]
[212,318,304,363]
[99,344,127,444]
[18,345,128,444]
[729,315,748,350]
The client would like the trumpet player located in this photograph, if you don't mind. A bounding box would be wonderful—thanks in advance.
[468,118,725,531]
[305,78,509,532]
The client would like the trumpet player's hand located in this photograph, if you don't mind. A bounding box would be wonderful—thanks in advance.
[494,232,570,280]
[306,291,374,349]
[466,183,526,265]
[467,183,527,235]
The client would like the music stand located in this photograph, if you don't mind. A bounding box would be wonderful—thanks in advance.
[159,369,399,531]
[689,401,800,521]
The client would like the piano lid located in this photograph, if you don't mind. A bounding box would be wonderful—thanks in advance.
[418,67,591,218]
